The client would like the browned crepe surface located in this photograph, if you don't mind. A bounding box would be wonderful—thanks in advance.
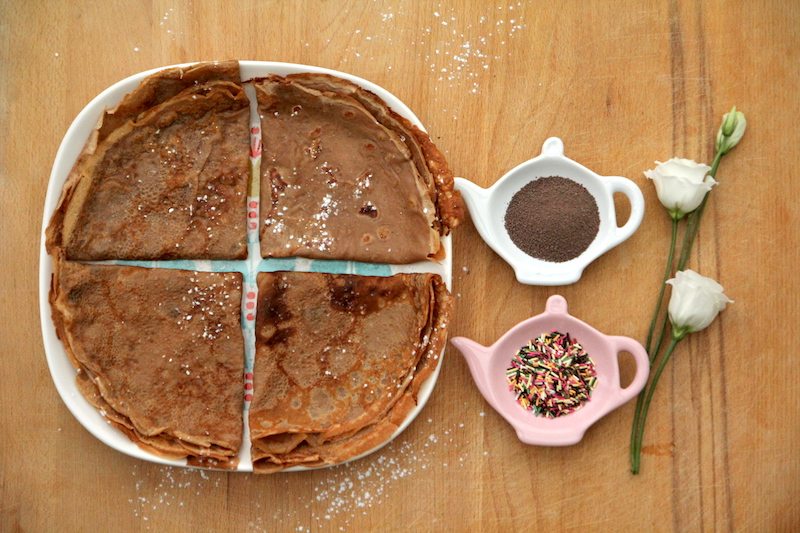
[46,61,250,261]
[256,74,463,264]
[286,73,464,234]
[50,259,245,460]
[249,271,452,473]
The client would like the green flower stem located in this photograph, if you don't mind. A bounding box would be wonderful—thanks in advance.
[645,217,679,359]
[677,150,723,270]
[652,257,685,361]
[631,334,684,475]
[651,308,671,368]
[629,384,648,468]
[632,217,680,463]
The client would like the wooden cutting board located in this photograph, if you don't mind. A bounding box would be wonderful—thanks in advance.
[1,1,797,531]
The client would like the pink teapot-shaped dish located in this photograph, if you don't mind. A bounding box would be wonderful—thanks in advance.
[451,295,649,446]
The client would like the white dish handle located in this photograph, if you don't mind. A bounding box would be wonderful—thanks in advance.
[604,175,645,250]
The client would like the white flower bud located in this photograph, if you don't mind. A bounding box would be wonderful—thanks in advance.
[716,109,747,155]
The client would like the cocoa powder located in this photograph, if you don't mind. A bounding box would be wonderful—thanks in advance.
[504,176,600,263]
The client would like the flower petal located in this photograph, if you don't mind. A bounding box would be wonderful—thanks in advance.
[658,158,711,183]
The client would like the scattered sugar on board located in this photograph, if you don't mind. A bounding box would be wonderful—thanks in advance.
[128,463,222,528]
[332,1,526,118]
[268,419,481,531]
[127,416,488,530]
[157,6,190,39]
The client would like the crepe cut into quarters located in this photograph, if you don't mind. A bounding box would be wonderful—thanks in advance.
[45,61,463,471]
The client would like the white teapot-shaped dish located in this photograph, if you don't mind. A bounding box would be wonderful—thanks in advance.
[455,137,645,286]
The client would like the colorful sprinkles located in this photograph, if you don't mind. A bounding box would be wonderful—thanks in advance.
[507,331,597,418]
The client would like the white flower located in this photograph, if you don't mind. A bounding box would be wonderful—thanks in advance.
[716,108,747,155]
[666,269,732,337]
[644,158,716,219]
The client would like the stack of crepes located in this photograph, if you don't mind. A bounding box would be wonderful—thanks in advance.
[45,61,461,471]
[50,259,246,465]
[46,61,251,261]
[250,271,451,472]
[255,73,463,264]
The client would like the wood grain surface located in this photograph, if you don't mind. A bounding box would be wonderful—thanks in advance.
[1,1,798,531]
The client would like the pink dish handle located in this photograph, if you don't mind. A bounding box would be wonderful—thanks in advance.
[609,335,650,404]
